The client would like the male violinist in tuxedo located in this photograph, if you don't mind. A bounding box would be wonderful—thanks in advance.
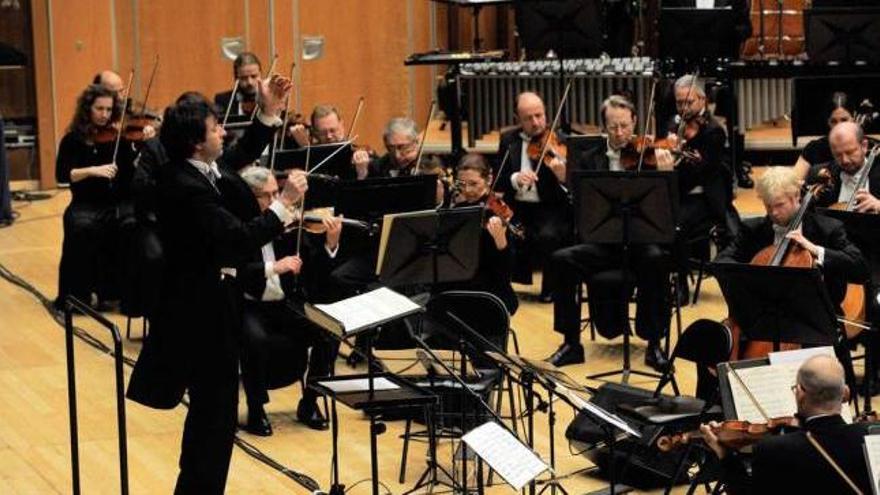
[701,354,873,495]
[236,166,342,435]
[126,92,307,494]
[495,91,573,302]
[808,121,880,213]
[370,117,421,178]
[288,104,374,180]
[547,95,675,368]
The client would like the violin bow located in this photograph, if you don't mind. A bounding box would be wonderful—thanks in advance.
[533,78,573,177]
[111,70,135,167]
[278,62,297,151]
[636,79,659,172]
[221,79,240,129]
[490,148,511,194]
[413,100,436,175]
[347,96,365,141]
[251,53,279,122]
[294,136,312,258]
[139,54,159,118]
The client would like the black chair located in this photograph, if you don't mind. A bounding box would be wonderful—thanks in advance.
[656,318,733,401]
[398,290,516,483]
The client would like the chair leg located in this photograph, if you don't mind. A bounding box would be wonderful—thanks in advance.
[692,258,706,305]
[126,316,132,340]
[399,418,412,483]
[508,327,520,355]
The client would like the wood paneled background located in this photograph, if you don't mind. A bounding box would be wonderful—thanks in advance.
[25,0,515,189]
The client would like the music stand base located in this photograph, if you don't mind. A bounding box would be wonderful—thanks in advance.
[587,368,663,384]
[584,484,634,495]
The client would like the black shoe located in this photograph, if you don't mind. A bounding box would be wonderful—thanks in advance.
[537,292,554,304]
[243,405,273,436]
[297,399,329,430]
[546,343,585,367]
[737,170,754,189]
[644,341,670,373]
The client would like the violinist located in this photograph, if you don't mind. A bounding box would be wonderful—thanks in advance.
[214,51,262,118]
[443,153,518,314]
[701,355,873,494]
[53,84,136,312]
[94,69,158,141]
[293,104,374,180]
[546,95,672,369]
[496,91,573,303]
[236,166,341,435]
[372,117,420,177]
[715,167,866,310]
[807,122,880,213]
[126,94,307,494]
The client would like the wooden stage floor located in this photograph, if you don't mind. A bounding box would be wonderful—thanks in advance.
[0,171,789,494]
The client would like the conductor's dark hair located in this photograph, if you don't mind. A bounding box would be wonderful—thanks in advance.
[233,52,262,79]
[160,92,219,161]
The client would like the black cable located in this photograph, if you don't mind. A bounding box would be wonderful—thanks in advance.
[0,260,321,492]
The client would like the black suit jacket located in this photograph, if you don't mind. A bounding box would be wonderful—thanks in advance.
[126,158,287,409]
[495,128,570,206]
[807,159,880,208]
[714,212,868,306]
[722,415,873,495]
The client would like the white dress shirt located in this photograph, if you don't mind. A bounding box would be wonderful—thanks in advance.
[838,167,868,204]
[510,133,541,203]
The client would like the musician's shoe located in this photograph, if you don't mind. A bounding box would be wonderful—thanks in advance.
[297,399,329,431]
[244,405,273,436]
[546,343,585,367]
[737,163,754,189]
[537,291,554,304]
[644,341,670,373]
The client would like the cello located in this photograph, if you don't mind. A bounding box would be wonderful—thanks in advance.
[728,174,832,359]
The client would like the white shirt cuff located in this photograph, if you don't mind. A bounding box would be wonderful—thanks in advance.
[264,261,275,279]
[268,199,295,225]
[816,246,825,266]
[256,110,283,128]
[325,244,339,258]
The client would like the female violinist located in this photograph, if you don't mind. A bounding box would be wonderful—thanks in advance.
[445,153,518,315]
[54,84,137,311]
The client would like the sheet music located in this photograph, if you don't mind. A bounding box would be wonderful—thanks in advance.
[730,349,852,423]
[313,287,421,334]
[768,346,835,365]
[864,435,880,495]
[461,421,548,491]
[316,377,400,394]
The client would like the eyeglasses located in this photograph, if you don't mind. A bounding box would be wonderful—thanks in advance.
[606,123,634,132]
[386,142,416,153]
[256,190,279,200]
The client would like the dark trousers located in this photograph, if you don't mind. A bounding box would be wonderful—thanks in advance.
[512,201,572,295]
[120,222,164,318]
[174,341,239,495]
[552,243,670,343]
[240,300,338,407]
[57,203,118,305]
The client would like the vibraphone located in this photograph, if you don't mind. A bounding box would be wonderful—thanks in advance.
[459,57,656,146]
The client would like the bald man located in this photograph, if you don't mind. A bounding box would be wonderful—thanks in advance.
[94,70,124,93]
[495,91,573,302]
[701,355,873,494]
[807,121,880,213]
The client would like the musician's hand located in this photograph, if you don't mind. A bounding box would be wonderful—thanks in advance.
[854,190,880,214]
[486,216,508,250]
[352,149,371,179]
[516,170,538,187]
[280,169,308,206]
[91,163,118,179]
[324,216,343,251]
[786,227,820,258]
[665,133,680,148]
[273,255,302,275]
[700,422,727,459]
[548,157,566,182]
[655,149,675,171]
[142,125,157,140]
[257,74,293,116]
[288,124,311,148]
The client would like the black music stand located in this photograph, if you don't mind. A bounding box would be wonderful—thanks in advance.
[266,142,354,179]
[659,7,737,72]
[377,206,483,288]
[713,263,839,349]
[572,170,679,383]
[805,7,880,65]
[336,175,437,222]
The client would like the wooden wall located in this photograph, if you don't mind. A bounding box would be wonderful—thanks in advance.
[31,0,460,188]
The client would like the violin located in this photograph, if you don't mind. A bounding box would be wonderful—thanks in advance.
[656,416,800,452]
[618,135,694,170]
[527,129,568,169]
[485,195,525,239]
[286,206,378,235]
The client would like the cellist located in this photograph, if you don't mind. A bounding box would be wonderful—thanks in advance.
[714,167,866,316]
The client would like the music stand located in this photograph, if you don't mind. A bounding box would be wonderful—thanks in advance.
[805,7,880,65]
[273,169,338,210]
[336,175,437,222]
[659,7,737,71]
[266,142,354,179]
[377,206,482,288]
[572,170,679,383]
[713,263,839,349]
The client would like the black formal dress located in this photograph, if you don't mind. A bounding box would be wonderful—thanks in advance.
[54,132,136,307]
[714,212,867,308]
[552,140,671,343]
[719,414,874,495]
[126,157,290,494]
[495,128,573,296]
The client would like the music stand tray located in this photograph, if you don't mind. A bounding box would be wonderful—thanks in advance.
[713,262,839,347]
[336,175,438,221]
[376,206,483,288]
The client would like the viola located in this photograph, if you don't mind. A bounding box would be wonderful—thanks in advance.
[656,416,800,452]
[526,129,568,169]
